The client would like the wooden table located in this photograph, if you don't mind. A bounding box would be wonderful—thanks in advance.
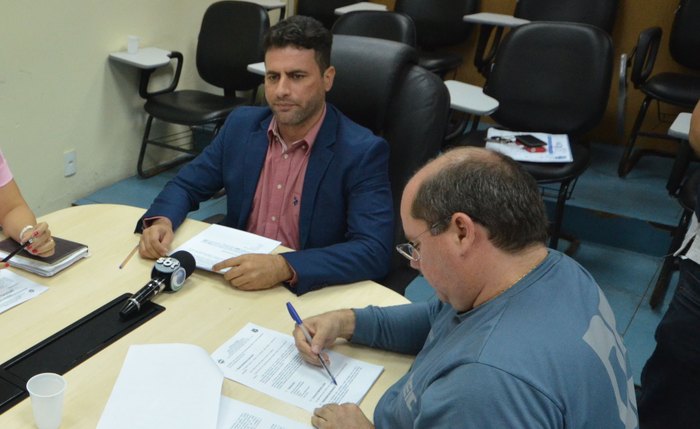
[0,204,412,428]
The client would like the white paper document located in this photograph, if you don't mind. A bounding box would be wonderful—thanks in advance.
[98,344,224,429]
[0,269,47,314]
[217,396,312,429]
[212,323,384,412]
[174,224,281,272]
[485,128,573,162]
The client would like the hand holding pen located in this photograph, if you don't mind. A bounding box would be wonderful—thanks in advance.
[287,302,338,385]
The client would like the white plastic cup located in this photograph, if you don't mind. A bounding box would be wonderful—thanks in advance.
[127,35,140,54]
[26,373,66,429]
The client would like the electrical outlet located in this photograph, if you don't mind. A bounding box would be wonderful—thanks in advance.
[64,150,77,177]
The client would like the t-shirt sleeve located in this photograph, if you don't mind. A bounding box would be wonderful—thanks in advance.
[0,151,14,187]
[413,363,563,429]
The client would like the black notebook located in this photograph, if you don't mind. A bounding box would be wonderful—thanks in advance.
[0,236,88,276]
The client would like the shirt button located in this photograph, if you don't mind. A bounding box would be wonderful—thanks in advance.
[276,184,282,190]
[271,216,277,222]
[283,154,289,160]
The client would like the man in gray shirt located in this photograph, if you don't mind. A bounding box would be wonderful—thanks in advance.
[293,147,638,428]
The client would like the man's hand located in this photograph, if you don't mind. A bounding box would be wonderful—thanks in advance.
[292,309,356,365]
[212,254,293,291]
[139,218,174,259]
[311,403,374,429]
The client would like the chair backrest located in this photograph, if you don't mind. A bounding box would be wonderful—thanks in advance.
[669,0,700,70]
[196,1,270,94]
[484,22,613,135]
[331,11,417,46]
[296,0,358,29]
[327,35,449,255]
[514,0,618,34]
[394,0,479,49]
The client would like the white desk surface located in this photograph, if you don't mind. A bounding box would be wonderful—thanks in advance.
[109,47,172,69]
[335,2,388,15]
[0,204,413,428]
[444,80,499,116]
[248,61,266,76]
[244,0,286,11]
[669,112,691,139]
[463,12,530,27]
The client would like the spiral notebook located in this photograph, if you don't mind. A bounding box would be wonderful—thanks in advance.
[0,236,88,276]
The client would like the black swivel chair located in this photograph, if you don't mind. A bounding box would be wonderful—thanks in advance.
[296,0,358,29]
[328,35,450,293]
[474,0,618,77]
[394,0,479,78]
[451,22,614,250]
[617,0,700,183]
[331,11,416,46]
[136,1,269,178]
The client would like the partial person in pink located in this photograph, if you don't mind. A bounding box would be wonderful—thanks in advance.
[0,150,55,268]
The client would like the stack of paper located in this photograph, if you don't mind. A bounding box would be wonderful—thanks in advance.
[174,224,281,272]
[0,269,47,314]
[0,236,88,276]
[485,128,573,163]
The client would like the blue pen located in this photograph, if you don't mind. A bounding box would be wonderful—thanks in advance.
[286,302,338,385]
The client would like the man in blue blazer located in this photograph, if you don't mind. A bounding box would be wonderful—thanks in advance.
[136,16,393,295]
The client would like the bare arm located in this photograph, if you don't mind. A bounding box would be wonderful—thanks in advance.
[0,179,54,256]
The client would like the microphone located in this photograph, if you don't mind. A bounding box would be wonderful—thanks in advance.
[119,250,196,319]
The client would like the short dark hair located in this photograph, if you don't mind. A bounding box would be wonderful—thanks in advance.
[263,15,332,73]
[411,149,549,252]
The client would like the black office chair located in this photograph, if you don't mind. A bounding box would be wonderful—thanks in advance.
[136,1,269,178]
[296,0,358,29]
[328,35,450,293]
[617,0,700,182]
[394,0,479,78]
[451,22,613,250]
[331,11,416,46]
[474,0,618,77]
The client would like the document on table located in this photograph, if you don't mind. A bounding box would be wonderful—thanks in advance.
[212,323,384,412]
[485,128,573,162]
[0,269,47,314]
[217,396,312,429]
[98,344,224,429]
[174,224,281,272]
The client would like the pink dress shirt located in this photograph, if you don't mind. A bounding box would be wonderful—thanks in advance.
[246,106,327,250]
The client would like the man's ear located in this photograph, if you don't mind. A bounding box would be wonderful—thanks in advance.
[323,66,336,92]
[453,213,477,244]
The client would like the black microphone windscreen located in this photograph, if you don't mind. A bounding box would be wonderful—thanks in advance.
[169,250,196,277]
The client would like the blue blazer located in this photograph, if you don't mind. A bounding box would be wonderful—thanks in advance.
[140,104,394,294]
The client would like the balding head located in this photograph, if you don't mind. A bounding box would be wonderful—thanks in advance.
[403,147,548,252]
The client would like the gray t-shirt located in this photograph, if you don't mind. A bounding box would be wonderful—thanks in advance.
[353,250,638,429]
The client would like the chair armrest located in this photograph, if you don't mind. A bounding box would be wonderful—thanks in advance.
[138,51,184,99]
[630,27,662,89]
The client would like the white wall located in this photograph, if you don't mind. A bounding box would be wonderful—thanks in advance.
[0,0,230,216]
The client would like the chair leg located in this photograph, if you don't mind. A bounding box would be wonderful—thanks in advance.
[548,180,570,250]
[667,139,691,195]
[618,95,652,177]
[137,115,156,178]
[649,209,692,309]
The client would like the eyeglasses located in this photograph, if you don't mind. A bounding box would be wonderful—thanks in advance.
[395,219,448,262]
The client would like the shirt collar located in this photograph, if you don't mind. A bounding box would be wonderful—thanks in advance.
[267,104,327,154]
